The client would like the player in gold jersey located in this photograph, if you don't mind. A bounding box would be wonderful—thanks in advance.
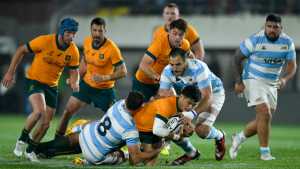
[55,17,127,138]
[133,18,191,101]
[153,3,205,60]
[1,18,80,162]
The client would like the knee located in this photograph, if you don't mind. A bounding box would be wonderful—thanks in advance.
[256,104,272,120]
[195,124,209,139]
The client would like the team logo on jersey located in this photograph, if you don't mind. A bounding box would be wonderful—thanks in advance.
[65,55,71,62]
[99,53,104,60]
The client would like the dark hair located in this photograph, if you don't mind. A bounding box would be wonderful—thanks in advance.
[169,18,187,33]
[170,48,188,60]
[165,3,179,10]
[266,14,281,23]
[181,85,201,103]
[91,17,106,27]
[125,91,145,111]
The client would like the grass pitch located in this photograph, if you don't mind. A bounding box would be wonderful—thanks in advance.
[0,115,299,169]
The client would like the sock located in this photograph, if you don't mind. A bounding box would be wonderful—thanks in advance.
[174,137,197,157]
[260,147,271,155]
[26,139,38,153]
[237,131,247,142]
[18,128,30,143]
[205,126,223,140]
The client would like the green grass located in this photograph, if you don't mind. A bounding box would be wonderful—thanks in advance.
[0,115,299,169]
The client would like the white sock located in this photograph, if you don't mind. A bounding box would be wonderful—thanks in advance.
[237,131,246,142]
[205,126,223,140]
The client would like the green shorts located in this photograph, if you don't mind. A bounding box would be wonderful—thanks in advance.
[131,76,159,101]
[139,132,161,144]
[25,78,58,108]
[73,80,117,112]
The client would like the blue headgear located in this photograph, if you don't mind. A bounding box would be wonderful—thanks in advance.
[58,18,79,36]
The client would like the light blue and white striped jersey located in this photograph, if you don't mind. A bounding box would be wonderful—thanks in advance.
[160,59,224,93]
[79,100,140,162]
[240,30,296,84]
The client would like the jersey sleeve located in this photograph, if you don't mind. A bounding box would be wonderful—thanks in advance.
[123,129,140,146]
[145,38,162,61]
[26,36,46,54]
[240,35,256,57]
[111,45,124,66]
[68,45,80,69]
[196,64,211,89]
[159,67,173,89]
[187,25,200,45]
[286,41,296,60]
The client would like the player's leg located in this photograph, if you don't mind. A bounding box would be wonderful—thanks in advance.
[56,96,86,137]
[13,92,45,158]
[230,119,257,159]
[256,103,275,160]
[37,133,81,158]
[171,137,200,165]
[195,91,226,160]
[138,132,162,165]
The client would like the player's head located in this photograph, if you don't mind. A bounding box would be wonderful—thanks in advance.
[168,18,187,48]
[169,48,188,76]
[90,17,106,47]
[59,18,79,44]
[178,85,201,112]
[264,14,282,42]
[163,3,180,26]
[125,91,145,113]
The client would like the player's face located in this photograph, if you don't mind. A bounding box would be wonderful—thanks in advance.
[169,28,185,48]
[63,31,76,45]
[163,7,179,26]
[178,96,197,112]
[265,21,282,41]
[91,24,105,41]
[170,55,187,76]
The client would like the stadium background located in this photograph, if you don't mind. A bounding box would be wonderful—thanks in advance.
[0,0,299,124]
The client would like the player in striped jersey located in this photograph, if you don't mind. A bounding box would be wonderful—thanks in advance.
[159,48,226,162]
[230,14,297,160]
[36,92,162,165]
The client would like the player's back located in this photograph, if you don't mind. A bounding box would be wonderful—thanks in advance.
[79,100,138,162]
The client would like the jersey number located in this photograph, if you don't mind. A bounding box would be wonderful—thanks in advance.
[98,117,112,136]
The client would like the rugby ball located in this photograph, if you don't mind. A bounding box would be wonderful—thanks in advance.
[166,116,182,134]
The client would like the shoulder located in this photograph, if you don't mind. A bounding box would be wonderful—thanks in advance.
[106,38,121,50]
[181,39,190,50]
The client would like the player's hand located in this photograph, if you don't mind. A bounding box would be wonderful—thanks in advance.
[70,82,79,92]
[152,74,160,83]
[92,74,111,83]
[234,82,245,95]
[278,78,287,90]
[1,72,15,88]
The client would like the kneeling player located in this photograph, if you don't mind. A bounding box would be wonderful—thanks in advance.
[37,92,162,165]
[134,85,201,165]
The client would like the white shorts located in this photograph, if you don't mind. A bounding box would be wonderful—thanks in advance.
[243,79,277,110]
[197,90,225,127]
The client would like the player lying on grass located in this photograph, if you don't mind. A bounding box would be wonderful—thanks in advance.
[133,85,201,165]
[36,91,162,165]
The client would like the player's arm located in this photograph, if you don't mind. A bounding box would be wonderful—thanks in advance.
[194,86,213,114]
[69,68,80,92]
[79,56,87,77]
[2,44,30,88]
[139,53,160,82]
[279,59,297,89]
[233,49,247,94]
[109,62,127,80]
[191,40,205,60]
[127,143,161,165]
[158,68,176,97]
